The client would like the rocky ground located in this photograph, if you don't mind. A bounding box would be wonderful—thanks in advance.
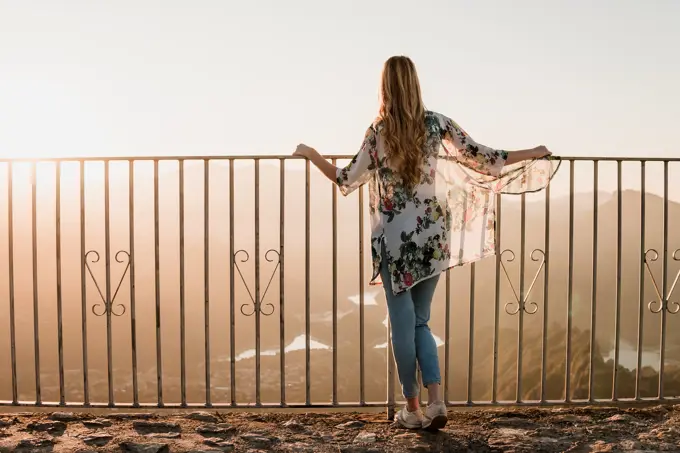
[1,405,680,452]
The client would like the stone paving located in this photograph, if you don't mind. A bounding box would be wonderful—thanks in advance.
[1,405,680,452]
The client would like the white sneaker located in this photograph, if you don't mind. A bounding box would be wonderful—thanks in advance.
[395,406,423,429]
[422,401,447,431]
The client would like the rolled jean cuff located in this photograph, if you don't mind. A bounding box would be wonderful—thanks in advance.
[422,379,441,388]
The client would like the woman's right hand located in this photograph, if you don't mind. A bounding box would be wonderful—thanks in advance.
[533,145,552,158]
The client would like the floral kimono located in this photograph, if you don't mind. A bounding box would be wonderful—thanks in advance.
[336,110,561,295]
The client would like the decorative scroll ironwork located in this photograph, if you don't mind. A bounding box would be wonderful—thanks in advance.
[234,249,280,316]
[643,249,680,314]
[500,249,546,315]
[84,250,131,317]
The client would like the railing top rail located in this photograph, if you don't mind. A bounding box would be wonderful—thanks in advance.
[0,155,676,163]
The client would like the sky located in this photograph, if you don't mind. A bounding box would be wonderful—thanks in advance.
[0,0,679,160]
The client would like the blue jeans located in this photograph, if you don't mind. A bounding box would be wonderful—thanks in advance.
[380,249,441,399]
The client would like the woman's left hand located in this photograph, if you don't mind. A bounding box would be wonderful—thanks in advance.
[293,144,315,159]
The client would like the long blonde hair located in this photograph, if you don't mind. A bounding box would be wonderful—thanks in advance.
[379,56,427,191]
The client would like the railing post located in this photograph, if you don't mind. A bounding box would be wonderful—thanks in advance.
[7,162,18,405]
[331,158,338,407]
[387,317,395,420]
[31,162,41,405]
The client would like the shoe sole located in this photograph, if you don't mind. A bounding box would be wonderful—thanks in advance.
[394,415,423,429]
[396,418,422,430]
[423,414,448,431]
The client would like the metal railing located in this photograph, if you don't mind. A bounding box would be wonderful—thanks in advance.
[0,155,678,418]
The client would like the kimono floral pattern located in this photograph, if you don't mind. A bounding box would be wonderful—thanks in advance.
[337,111,561,295]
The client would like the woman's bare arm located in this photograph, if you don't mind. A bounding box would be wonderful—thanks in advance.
[504,146,552,165]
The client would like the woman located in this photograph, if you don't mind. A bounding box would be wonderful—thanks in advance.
[293,56,559,430]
